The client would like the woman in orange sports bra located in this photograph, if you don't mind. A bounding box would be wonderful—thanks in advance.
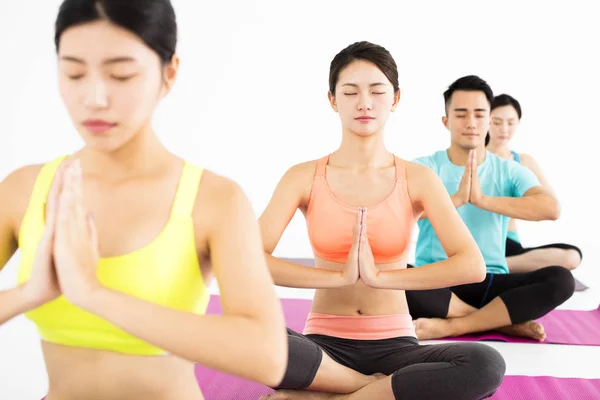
[259,42,506,400]
[0,1,286,399]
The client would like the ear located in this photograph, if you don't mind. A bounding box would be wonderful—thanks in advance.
[161,54,180,96]
[391,89,401,112]
[442,115,449,129]
[328,91,338,112]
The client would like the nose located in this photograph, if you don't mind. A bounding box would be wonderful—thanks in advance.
[466,114,476,129]
[83,78,109,109]
[357,93,372,112]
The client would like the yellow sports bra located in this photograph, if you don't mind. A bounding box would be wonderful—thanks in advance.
[17,156,210,355]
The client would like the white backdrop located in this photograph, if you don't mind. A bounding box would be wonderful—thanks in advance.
[0,0,598,397]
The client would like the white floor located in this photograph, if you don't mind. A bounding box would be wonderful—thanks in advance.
[0,250,598,399]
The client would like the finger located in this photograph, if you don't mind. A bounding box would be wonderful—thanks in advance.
[72,160,88,226]
[87,212,98,247]
[45,161,72,228]
[57,167,76,230]
[353,208,362,241]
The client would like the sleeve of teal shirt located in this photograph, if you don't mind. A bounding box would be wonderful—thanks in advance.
[412,155,435,170]
[507,161,541,197]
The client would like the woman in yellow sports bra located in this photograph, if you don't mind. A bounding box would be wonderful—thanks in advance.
[0,1,286,399]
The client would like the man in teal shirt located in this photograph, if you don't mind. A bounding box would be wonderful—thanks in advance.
[406,75,574,342]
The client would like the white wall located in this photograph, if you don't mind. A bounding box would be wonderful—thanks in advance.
[0,0,598,398]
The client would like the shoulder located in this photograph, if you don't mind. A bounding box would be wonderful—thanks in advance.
[1,163,46,208]
[0,163,46,235]
[280,159,320,183]
[405,159,446,203]
[194,169,248,213]
[517,153,537,169]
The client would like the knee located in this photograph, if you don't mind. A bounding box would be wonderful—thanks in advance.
[462,343,506,393]
[562,249,582,270]
[545,266,575,304]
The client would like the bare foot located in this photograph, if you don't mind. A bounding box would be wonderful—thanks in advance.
[414,318,455,340]
[497,321,546,341]
[259,389,339,400]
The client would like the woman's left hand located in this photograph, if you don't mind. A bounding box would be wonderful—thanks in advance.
[53,160,102,308]
[357,209,379,287]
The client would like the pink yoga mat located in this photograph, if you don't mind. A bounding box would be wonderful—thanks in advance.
[208,295,600,346]
[194,368,600,400]
[443,305,600,346]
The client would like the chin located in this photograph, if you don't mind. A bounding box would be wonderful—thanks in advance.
[351,125,380,137]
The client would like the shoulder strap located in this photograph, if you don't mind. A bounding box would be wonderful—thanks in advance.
[314,155,330,177]
[394,156,407,180]
[512,151,521,164]
[171,162,204,217]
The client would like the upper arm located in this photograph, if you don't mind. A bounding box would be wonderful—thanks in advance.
[0,165,42,271]
[258,162,315,254]
[201,174,282,321]
[508,160,542,198]
[519,154,556,197]
[407,162,479,259]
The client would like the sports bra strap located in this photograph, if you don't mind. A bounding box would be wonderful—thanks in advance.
[314,155,329,177]
[171,163,204,217]
[394,156,406,180]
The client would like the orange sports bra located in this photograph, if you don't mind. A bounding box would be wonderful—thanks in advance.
[306,154,416,264]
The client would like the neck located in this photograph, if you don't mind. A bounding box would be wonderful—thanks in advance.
[447,143,486,166]
[79,125,171,179]
[334,130,391,168]
[486,141,512,158]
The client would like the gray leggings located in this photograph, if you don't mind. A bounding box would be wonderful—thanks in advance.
[276,328,506,400]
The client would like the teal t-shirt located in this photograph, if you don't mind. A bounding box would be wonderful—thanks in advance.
[413,150,540,274]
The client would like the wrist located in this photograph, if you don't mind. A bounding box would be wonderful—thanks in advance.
[73,281,106,311]
[17,284,45,312]
[452,194,465,208]
[474,195,489,208]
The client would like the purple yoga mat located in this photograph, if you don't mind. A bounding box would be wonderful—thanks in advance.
[209,294,600,346]
[491,376,600,399]
[443,305,600,346]
[194,368,600,400]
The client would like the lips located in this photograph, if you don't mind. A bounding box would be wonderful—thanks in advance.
[355,116,375,121]
[82,119,117,133]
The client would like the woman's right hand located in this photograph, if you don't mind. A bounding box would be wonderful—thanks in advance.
[22,162,68,308]
[342,208,362,286]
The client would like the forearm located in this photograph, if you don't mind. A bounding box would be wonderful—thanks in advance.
[477,194,560,221]
[82,287,287,387]
[0,285,37,325]
[375,251,486,290]
[266,253,347,288]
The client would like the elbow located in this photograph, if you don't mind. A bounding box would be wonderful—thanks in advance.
[260,350,287,387]
[257,325,288,387]
[538,197,560,221]
[548,201,561,221]
[466,250,486,283]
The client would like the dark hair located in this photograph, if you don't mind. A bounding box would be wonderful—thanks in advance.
[485,94,522,145]
[329,41,399,95]
[443,75,494,114]
[55,0,177,64]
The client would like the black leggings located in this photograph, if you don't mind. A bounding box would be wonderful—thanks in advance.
[406,265,575,323]
[505,238,583,260]
[276,328,506,400]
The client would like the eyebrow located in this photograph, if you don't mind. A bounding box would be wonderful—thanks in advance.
[454,108,488,112]
[341,82,388,88]
[59,56,137,65]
